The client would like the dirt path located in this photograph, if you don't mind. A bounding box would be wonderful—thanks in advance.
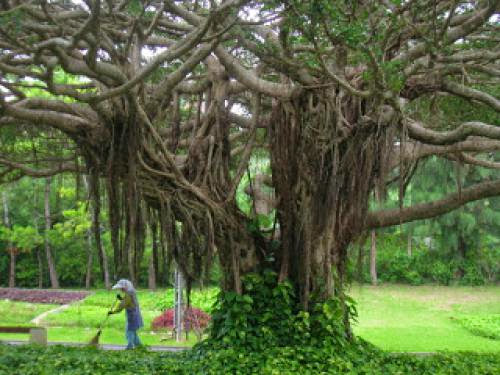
[30,304,71,325]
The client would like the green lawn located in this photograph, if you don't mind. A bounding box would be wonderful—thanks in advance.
[0,300,58,326]
[1,285,499,352]
[350,284,500,352]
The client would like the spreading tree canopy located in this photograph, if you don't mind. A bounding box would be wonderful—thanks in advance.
[1,0,499,337]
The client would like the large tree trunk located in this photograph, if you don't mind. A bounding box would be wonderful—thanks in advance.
[268,95,394,317]
[44,177,60,289]
[215,213,258,294]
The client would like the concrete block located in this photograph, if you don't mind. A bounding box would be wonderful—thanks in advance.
[29,327,47,346]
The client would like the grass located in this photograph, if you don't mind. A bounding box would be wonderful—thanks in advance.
[349,284,500,352]
[1,284,499,352]
[0,300,57,326]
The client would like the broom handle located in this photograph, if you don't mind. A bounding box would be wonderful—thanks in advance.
[98,298,119,329]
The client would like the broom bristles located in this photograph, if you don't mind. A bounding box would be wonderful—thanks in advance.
[88,299,116,347]
[88,329,101,347]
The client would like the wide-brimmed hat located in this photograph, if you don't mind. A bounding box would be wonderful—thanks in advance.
[111,279,135,292]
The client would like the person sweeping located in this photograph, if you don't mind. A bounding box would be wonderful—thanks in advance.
[108,279,144,349]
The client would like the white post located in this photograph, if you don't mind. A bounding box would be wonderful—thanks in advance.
[174,267,184,342]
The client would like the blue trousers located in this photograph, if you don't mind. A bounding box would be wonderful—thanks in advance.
[126,328,142,349]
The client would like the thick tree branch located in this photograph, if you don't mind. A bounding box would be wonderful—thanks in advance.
[366,179,500,229]
[151,41,219,106]
[405,119,500,145]
[89,17,214,103]
[0,157,80,178]
[1,101,96,136]
[397,1,499,64]
[441,81,500,112]
[396,138,500,166]
[447,153,500,169]
[215,46,297,99]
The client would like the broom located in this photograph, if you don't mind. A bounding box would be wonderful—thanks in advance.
[88,297,120,347]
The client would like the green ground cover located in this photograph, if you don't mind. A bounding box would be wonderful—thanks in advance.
[0,285,498,352]
[1,342,499,375]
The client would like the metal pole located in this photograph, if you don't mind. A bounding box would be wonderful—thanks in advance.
[174,267,184,341]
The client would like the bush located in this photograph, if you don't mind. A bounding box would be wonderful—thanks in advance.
[350,233,499,286]
[151,307,211,332]
[454,315,500,340]
[376,251,424,285]
[1,341,499,374]
[202,270,358,353]
[424,260,453,285]
[460,262,487,286]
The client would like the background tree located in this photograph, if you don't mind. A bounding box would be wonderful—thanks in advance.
[0,0,499,341]
[0,175,116,288]
[413,157,500,279]
[0,223,44,287]
[1,188,15,287]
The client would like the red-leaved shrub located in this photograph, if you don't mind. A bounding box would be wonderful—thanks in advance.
[151,307,210,332]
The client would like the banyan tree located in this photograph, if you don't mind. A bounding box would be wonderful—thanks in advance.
[1,0,499,340]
